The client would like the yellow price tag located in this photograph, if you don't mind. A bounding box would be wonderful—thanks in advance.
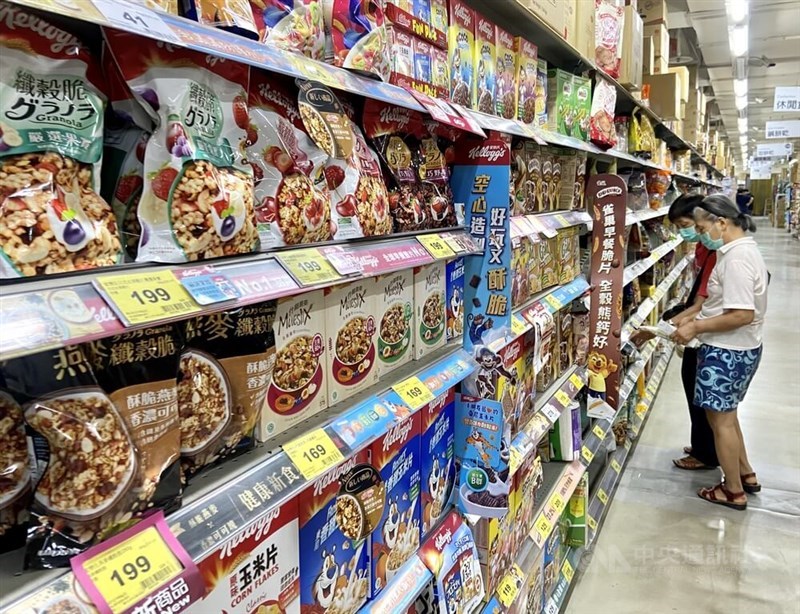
[592,424,605,440]
[511,315,529,336]
[636,402,647,417]
[532,513,553,545]
[544,294,563,311]
[597,488,609,505]
[569,373,584,390]
[581,446,594,464]
[418,233,456,259]
[277,248,341,287]
[624,438,632,451]
[550,492,565,514]
[392,376,435,410]
[554,214,570,227]
[555,390,571,406]
[561,558,575,584]
[496,565,523,607]
[587,515,598,531]
[94,270,200,326]
[283,429,345,480]
[611,459,622,473]
[81,525,182,614]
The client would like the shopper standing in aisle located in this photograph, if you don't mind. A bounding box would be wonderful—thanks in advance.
[672,195,768,510]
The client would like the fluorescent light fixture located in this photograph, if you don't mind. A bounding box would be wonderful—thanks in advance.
[730,25,748,57]
[733,79,747,97]
[735,95,748,110]
[739,138,748,147]
[737,118,748,132]
[727,0,748,23]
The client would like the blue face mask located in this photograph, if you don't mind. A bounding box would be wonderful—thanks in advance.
[699,230,724,251]
[678,227,699,242]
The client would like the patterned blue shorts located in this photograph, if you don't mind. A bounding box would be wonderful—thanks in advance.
[694,344,763,412]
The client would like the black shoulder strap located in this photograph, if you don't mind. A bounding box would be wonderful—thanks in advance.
[686,254,711,308]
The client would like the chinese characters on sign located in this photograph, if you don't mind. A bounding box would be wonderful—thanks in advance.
[765,120,800,139]
[772,86,800,112]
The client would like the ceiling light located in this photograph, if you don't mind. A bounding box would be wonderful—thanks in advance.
[739,136,748,146]
[733,79,747,97]
[727,0,748,23]
[737,118,748,132]
[730,25,749,57]
[735,95,748,110]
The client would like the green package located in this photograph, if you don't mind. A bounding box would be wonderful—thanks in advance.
[547,69,574,135]
[572,75,592,141]
[566,472,589,547]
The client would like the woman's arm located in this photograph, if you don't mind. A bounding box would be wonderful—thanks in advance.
[672,308,754,344]
[671,298,705,327]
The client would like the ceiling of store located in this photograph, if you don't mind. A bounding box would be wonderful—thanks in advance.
[665,0,800,168]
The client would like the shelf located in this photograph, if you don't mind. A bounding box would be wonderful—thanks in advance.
[623,237,683,285]
[585,205,672,232]
[0,344,476,612]
[511,211,593,241]
[0,229,479,361]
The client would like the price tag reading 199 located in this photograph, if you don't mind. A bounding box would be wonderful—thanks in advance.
[277,248,342,287]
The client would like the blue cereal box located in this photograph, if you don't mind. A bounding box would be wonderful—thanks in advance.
[370,412,421,597]
[421,388,456,537]
[446,257,465,343]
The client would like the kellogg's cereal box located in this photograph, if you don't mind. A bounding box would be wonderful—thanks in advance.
[447,0,474,107]
[374,270,415,376]
[432,46,450,97]
[495,27,517,119]
[299,452,376,614]
[446,257,465,343]
[193,503,300,613]
[325,280,379,405]
[535,59,548,127]
[259,290,328,442]
[514,37,538,124]
[369,413,421,597]
[420,389,455,537]
[414,262,447,358]
[472,13,496,114]
[414,38,434,85]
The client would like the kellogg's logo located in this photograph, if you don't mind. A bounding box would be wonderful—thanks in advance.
[468,145,506,163]
[477,20,493,39]
[383,419,413,452]
[219,508,279,559]
[313,456,358,497]
[379,105,412,130]
[434,528,452,551]
[0,4,81,54]
[452,3,471,26]
[257,82,300,123]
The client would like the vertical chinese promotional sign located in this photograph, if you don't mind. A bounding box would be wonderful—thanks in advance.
[586,175,626,411]
[450,134,512,518]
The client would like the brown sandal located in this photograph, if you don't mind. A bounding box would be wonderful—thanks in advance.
[698,483,747,511]
[741,472,761,494]
[672,455,715,471]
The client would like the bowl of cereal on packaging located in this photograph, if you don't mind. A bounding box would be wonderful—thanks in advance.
[37,595,90,614]
[268,334,324,414]
[24,389,137,521]
[333,316,376,386]
[378,303,412,363]
[0,392,31,510]
[420,292,445,345]
[335,492,366,541]
[177,350,233,456]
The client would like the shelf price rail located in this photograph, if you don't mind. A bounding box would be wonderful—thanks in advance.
[623,237,684,285]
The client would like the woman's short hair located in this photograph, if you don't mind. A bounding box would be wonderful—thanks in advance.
[667,194,705,223]
[696,194,757,232]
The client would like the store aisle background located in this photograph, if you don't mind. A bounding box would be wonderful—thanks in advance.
[568,224,800,613]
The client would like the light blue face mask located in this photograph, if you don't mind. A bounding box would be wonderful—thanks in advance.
[699,230,724,250]
[678,227,699,242]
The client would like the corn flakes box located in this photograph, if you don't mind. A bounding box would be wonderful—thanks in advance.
[369,413,421,598]
[192,502,300,613]
[420,389,455,537]
[325,280,379,405]
[259,290,328,442]
[374,270,415,376]
[447,0,474,107]
[472,13,496,114]
[299,452,376,614]
[495,26,517,119]
[446,257,464,343]
[414,262,447,359]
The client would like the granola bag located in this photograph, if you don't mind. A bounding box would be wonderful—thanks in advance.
[247,73,332,247]
[0,389,31,553]
[105,29,259,262]
[325,0,390,80]
[589,77,617,150]
[0,4,122,277]
[594,0,623,79]
[416,128,457,229]
[250,0,325,59]
[178,304,276,478]
[181,0,260,39]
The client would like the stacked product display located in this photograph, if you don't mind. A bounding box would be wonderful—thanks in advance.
[0,1,727,613]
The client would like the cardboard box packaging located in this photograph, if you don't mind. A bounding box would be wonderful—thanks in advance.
[547,68,574,135]
[644,72,681,118]
[514,36,539,123]
[575,0,596,59]
[448,0,475,107]
[620,5,644,90]
[521,0,568,39]
[653,54,669,74]
[473,13,497,113]
[496,25,519,119]
[639,0,668,26]
[571,75,592,140]
[642,35,655,74]
[668,66,690,102]
[644,23,669,59]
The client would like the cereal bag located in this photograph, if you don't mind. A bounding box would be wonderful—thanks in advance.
[247,73,332,247]
[326,0,390,80]
[514,37,538,124]
[0,4,122,277]
[105,30,259,262]
[181,0,260,39]
[595,0,623,79]
[178,304,276,478]
[448,0,474,107]
[589,77,617,150]
[0,389,31,553]
[473,13,496,114]
[417,133,457,228]
[250,0,325,58]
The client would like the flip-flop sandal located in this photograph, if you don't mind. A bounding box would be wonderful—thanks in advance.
[698,483,747,511]
[683,446,692,454]
[741,472,761,494]
[672,456,715,471]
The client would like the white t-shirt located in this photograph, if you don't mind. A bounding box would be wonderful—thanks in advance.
[697,236,768,350]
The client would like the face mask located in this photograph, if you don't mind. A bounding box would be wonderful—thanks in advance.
[678,227,699,242]
[699,221,724,250]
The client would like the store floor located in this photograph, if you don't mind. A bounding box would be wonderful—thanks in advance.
[568,224,800,614]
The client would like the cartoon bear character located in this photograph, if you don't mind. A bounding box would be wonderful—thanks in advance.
[587,350,618,408]
[314,546,341,608]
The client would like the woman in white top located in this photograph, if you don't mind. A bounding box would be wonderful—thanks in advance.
[672,195,768,511]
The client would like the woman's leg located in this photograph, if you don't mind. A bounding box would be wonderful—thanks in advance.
[682,347,719,466]
[705,409,746,499]
[734,418,754,476]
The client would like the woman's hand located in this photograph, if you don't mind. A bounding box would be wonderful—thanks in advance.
[672,321,698,345]
[630,329,656,346]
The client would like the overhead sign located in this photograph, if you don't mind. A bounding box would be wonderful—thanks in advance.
[773,86,800,112]
[765,120,800,139]
[750,163,773,180]
[755,142,793,158]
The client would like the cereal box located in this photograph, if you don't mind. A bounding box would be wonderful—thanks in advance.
[495,27,517,119]
[547,68,574,136]
[572,74,592,141]
[413,0,431,21]
[432,46,450,96]
[414,262,447,358]
[515,330,537,430]
[474,495,517,595]
[540,147,554,212]
[535,59,548,127]
[431,0,447,34]
[514,545,544,614]
[513,453,543,548]
[259,290,328,442]
[539,236,558,290]
[511,236,529,309]
[513,37,538,124]
[542,524,563,598]
[557,226,580,283]
[374,269,415,376]
[193,502,300,614]
[473,14,496,114]
[325,279,379,405]
[388,25,415,80]
[557,310,574,377]
[525,141,543,214]
[299,452,376,613]
[420,389,455,537]
[447,0,474,107]
[446,257,465,343]
[414,38,434,84]
[370,413,421,597]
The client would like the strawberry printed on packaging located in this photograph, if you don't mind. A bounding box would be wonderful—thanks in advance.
[104,31,259,263]
[248,73,332,247]
[0,3,122,278]
[326,0,391,80]
[250,0,326,59]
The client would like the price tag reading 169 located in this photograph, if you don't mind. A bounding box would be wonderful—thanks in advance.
[392,376,435,410]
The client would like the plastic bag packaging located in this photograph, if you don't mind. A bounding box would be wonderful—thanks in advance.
[594,0,623,78]
[105,29,259,263]
[626,170,649,211]
[249,0,325,59]
[181,0,260,39]
[0,4,122,278]
[325,0,390,80]
[589,78,617,150]
[0,388,31,554]
[645,169,671,209]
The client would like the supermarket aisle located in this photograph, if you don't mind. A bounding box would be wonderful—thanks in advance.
[568,224,800,613]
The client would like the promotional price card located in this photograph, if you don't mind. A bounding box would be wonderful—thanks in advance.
[392,376,435,410]
[71,511,203,614]
[417,233,456,259]
[276,248,342,287]
[283,428,345,480]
